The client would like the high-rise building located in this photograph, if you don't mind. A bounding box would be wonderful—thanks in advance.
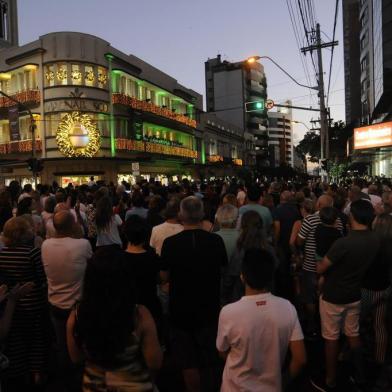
[267,102,294,167]
[344,0,392,124]
[0,0,18,48]
[342,0,362,126]
[345,0,392,176]
[205,55,268,166]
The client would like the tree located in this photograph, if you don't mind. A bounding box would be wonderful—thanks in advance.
[296,121,352,163]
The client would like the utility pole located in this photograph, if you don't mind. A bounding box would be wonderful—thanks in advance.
[316,23,327,160]
[301,23,338,163]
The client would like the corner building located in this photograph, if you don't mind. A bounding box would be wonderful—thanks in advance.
[0,32,205,186]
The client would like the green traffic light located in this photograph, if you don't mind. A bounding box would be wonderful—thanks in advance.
[256,102,263,109]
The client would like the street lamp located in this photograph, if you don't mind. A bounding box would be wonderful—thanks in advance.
[246,55,318,91]
[291,120,311,132]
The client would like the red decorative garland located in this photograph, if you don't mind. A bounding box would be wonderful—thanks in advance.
[0,139,42,154]
[0,90,40,108]
[112,93,197,128]
[116,138,197,159]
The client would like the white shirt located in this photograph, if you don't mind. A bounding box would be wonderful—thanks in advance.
[369,194,382,208]
[217,293,303,392]
[150,221,183,256]
[42,237,92,309]
[44,218,56,239]
[237,190,246,206]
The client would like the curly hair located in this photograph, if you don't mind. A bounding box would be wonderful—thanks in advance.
[75,246,137,367]
[3,216,34,247]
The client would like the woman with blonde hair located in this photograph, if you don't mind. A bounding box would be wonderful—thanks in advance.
[0,217,50,390]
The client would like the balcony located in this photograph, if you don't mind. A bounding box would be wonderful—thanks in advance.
[249,80,265,95]
[112,93,197,128]
[116,138,197,159]
[0,139,42,154]
[0,90,40,108]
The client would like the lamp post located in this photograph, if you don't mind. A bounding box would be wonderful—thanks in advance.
[246,55,328,177]
[0,90,37,186]
[291,120,311,131]
[246,56,318,91]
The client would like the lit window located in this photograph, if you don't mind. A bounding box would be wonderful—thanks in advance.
[71,64,82,85]
[84,65,95,87]
[97,67,107,89]
[45,65,55,87]
[138,85,145,100]
[56,64,68,85]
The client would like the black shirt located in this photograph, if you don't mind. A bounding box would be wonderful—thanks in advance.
[161,229,228,330]
[315,224,342,258]
[273,202,301,251]
[123,250,161,321]
[362,243,391,291]
[323,230,380,304]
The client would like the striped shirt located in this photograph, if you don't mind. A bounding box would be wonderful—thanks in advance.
[0,246,50,377]
[298,212,343,272]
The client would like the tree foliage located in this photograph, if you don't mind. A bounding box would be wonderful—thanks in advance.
[296,121,352,162]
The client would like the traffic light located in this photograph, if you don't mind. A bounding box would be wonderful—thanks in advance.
[27,158,44,173]
[245,100,265,112]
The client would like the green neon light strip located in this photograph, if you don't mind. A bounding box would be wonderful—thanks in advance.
[201,141,206,164]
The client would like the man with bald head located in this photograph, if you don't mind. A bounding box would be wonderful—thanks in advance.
[41,210,92,390]
[296,194,343,338]
[273,190,301,299]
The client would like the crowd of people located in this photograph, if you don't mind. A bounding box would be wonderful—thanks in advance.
[0,176,390,391]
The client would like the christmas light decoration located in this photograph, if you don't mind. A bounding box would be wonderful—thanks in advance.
[112,93,197,128]
[56,68,68,82]
[56,112,100,157]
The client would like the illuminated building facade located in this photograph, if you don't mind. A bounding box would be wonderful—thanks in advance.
[0,31,212,186]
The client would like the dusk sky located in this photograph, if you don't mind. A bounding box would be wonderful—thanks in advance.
[19,0,345,144]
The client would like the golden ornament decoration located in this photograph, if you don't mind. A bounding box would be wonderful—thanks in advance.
[56,111,101,157]
[85,70,95,83]
[45,71,54,82]
[56,68,68,82]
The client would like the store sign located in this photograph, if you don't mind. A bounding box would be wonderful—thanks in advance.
[8,106,20,141]
[56,111,101,157]
[354,122,392,150]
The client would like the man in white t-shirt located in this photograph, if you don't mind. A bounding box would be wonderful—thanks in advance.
[150,197,183,256]
[236,185,246,207]
[41,210,92,390]
[217,248,306,392]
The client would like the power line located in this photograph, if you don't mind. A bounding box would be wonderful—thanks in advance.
[286,0,316,106]
[296,0,318,76]
[326,0,339,108]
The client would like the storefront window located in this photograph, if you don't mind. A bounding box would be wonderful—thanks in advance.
[61,175,101,187]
